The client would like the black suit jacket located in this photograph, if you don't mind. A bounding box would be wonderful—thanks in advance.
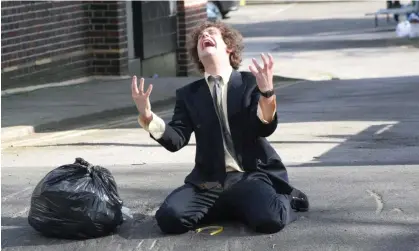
[151,70,296,194]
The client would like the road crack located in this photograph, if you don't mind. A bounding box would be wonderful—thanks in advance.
[366,189,384,214]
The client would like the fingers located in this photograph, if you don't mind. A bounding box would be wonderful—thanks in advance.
[132,76,153,98]
[139,77,145,94]
[261,53,269,70]
[145,84,153,97]
[249,65,258,76]
[131,75,139,95]
[252,58,263,72]
[267,53,274,69]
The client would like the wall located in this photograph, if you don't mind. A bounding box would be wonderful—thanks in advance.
[1,1,90,89]
[88,1,128,76]
[176,0,208,76]
[1,0,208,90]
[1,1,127,90]
[129,1,178,78]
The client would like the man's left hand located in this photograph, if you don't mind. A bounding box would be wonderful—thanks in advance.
[249,53,274,93]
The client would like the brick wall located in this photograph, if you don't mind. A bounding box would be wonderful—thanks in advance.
[176,0,208,76]
[1,1,128,90]
[88,1,128,76]
[1,1,90,89]
[1,0,207,89]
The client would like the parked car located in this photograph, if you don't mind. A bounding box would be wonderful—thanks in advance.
[207,1,240,21]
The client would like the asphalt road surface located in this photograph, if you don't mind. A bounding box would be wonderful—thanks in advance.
[2,76,419,251]
[225,2,419,80]
[2,2,419,250]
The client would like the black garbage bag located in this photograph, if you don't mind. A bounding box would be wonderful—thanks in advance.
[28,157,124,239]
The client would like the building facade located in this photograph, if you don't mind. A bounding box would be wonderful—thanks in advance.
[1,0,207,90]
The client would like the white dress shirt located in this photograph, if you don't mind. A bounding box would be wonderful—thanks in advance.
[204,67,242,172]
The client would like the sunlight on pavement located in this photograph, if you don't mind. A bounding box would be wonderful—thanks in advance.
[270,121,400,164]
[2,120,400,169]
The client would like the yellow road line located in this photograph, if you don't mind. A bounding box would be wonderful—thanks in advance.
[2,110,174,149]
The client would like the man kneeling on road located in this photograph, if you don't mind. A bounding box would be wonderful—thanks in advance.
[131,21,309,235]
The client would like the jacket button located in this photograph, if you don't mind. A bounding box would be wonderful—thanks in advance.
[197,124,201,129]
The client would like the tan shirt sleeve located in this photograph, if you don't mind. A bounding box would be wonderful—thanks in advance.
[257,98,277,124]
[137,112,166,139]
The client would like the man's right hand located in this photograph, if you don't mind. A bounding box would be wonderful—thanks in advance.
[131,76,153,122]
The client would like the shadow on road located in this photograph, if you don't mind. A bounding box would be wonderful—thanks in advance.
[266,38,414,52]
[232,17,395,38]
[1,216,77,248]
[230,17,419,53]
[3,209,418,250]
[2,164,418,250]
[28,75,419,167]
[1,213,269,249]
[0,214,166,249]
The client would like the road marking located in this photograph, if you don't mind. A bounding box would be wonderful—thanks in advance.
[136,240,144,250]
[374,124,395,135]
[264,3,297,18]
[149,240,157,250]
[1,117,131,149]
[15,110,174,147]
[3,111,166,149]
[275,3,297,14]
[366,189,384,214]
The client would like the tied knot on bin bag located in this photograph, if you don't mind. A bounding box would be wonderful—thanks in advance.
[28,157,132,240]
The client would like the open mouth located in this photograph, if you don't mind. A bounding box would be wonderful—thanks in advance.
[201,39,216,49]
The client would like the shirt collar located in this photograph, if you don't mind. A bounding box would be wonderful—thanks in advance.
[204,66,233,86]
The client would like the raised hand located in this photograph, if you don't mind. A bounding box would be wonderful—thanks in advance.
[131,76,153,119]
[249,53,274,93]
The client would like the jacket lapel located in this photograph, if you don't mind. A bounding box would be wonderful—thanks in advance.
[190,71,246,130]
[227,71,247,124]
[191,79,219,125]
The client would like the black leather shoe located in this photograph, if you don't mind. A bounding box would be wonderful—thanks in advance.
[290,189,309,212]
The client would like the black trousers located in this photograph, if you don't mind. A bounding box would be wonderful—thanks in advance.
[155,171,296,234]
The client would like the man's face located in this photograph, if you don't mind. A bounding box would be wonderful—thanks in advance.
[197,27,229,60]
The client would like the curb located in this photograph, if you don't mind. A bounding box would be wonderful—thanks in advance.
[1,97,176,144]
[1,75,131,97]
[273,75,304,82]
[1,126,35,142]
[1,74,305,143]
[34,97,177,133]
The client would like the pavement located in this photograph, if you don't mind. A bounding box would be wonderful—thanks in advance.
[3,1,418,143]
[2,75,419,251]
[227,1,419,80]
[0,75,297,144]
[2,2,419,250]
[1,76,200,142]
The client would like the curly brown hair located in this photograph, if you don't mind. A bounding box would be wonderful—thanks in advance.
[188,21,244,73]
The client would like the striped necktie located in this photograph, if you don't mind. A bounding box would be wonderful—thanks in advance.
[208,75,238,163]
